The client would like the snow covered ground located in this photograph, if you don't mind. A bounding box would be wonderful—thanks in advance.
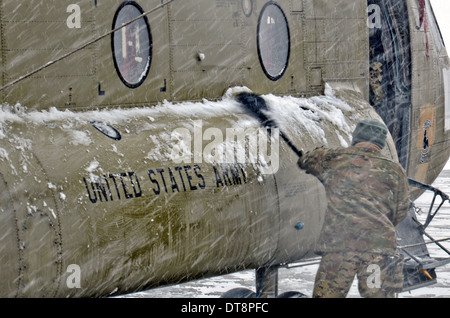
[399,161,450,298]
[123,161,450,298]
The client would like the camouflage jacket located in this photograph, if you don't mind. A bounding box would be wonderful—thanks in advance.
[298,143,410,255]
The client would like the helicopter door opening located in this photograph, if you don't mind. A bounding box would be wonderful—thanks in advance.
[368,0,412,169]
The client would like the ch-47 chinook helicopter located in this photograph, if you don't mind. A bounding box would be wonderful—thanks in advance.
[0,0,449,298]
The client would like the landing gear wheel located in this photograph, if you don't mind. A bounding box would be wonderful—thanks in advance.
[277,291,308,298]
[221,288,257,298]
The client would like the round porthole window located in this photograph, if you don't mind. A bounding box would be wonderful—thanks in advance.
[112,1,152,88]
[257,2,290,81]
[242,0,253,17]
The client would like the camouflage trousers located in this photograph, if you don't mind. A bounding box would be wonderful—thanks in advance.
[313,251,404,298]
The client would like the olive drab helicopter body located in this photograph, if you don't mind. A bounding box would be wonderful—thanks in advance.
[0,0,449,297]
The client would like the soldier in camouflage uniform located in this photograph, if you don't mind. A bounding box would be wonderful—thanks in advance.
[298,119,410,298]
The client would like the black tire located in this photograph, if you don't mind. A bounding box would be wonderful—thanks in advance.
[277,291,308,298]
[221,288,257,298]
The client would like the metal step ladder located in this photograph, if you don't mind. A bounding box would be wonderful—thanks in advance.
[397,179,450,292]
